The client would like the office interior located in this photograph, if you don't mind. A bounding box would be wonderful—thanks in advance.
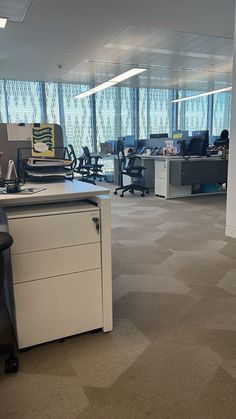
[1,0,236,418]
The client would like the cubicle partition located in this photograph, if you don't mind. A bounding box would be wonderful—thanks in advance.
[0,123,64,178]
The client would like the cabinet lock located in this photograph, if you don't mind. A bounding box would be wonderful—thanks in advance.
[92,217,100,234]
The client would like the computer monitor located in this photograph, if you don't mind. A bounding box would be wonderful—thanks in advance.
[209,135,218,146]
[135,139,147,154]
[192,130,209,141]
[124,135,135,148]
[183,136,209,156]
[150,133,168,139]
[172,130,189,140]
[106,140,116,153]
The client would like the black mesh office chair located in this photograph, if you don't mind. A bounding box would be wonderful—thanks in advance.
[67,144,96,184]
[214,129,229,149]
[114,140,149,197]
[82,147,105,181]
[0,231,19,373]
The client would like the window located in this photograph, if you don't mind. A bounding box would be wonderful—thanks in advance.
[5,80,44,123]
[0,81,7,122]
[139,88,148,139]
[45,82,60,124]
[120,87,136,137]
[148,89,172,136]
[212,92,231,135]
[177,90,208,133]
[60,83,93,154]
[95,87,119,144]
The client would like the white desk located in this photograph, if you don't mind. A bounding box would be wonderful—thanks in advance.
[153,155,228,199]
[1,180,112,349]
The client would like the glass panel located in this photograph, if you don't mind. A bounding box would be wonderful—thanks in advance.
[61,83,93,155]
[212,92,231,135]
[45,82,60,124]
[95,87,118,145]
[5,80,43,123]
[149,89,172,136]
[139,88,148,139]
[177,90,208,133]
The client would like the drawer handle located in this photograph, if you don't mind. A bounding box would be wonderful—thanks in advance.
[92,217,100,234]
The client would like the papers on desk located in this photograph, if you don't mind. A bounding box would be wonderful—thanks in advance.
[21,157,74,182]
[26,158,73,168]
[25,169,72,178]
[0,187,46,195]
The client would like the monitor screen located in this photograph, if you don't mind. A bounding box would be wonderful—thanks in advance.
[187,136,208,156]
[192,130,209,142]
[172,130,189,140]
[124,135,135,148]
[150,133,168,139]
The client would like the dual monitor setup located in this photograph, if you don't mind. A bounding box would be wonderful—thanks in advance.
[101,130,210,158]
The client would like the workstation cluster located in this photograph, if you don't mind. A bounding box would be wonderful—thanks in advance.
[101,130,228,199]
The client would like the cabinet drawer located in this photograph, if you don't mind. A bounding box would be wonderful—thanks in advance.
[12,243,101,284]
[14,269,103,349]
[8,210,100,254]
[155,161,167,178]
[155,177,167,196]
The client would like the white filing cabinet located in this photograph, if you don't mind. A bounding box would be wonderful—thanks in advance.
[155,158,192,199]
[6,201,107,349]
[155,159,168,197]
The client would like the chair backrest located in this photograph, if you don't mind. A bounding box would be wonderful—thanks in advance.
[220,129,229,141]
[125,154,137,171]
[67,144,77,169]
[83,146,91,158]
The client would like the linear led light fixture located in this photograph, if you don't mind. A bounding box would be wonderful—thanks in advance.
[74,68,147,99]
[0,17,8,28]
[170,86,232,103]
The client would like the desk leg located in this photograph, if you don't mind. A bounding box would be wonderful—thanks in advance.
[95,195,113,332]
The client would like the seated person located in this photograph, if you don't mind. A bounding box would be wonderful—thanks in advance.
[214,129,229,149]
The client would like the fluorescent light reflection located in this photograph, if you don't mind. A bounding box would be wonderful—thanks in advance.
[74,68,146,99]
[170,87,232,103]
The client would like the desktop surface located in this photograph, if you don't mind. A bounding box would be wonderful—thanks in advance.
[0,180,110,207]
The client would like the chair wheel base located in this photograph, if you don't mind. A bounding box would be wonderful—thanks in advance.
[5,357,19,374]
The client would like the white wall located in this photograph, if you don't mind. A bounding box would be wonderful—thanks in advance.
[226,3,236,239]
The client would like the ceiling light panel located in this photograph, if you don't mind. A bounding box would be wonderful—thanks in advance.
[170,86,232,103]
[0,17,7,28]
[0,0,33,23]
[74,68,147,99]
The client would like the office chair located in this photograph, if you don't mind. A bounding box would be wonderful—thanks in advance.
[0,231,19,373]
[67,144,96,184]
[114,141,149,197]
[82,147,105,181]
[214,129,229,149]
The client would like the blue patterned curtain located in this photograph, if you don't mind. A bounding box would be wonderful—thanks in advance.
[177,90,208,133]
[148,89,172,136]
[1,79,231,147]
[5,80,44,123]
[120,87,136,136]
[139,88,148,139]
[60,83,93,154]
[45,82,60,124]
[212,93,231,135]
[95,87,119,144]
[0,81,7,122]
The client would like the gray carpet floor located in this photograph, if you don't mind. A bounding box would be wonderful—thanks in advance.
[1,189,236,418]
